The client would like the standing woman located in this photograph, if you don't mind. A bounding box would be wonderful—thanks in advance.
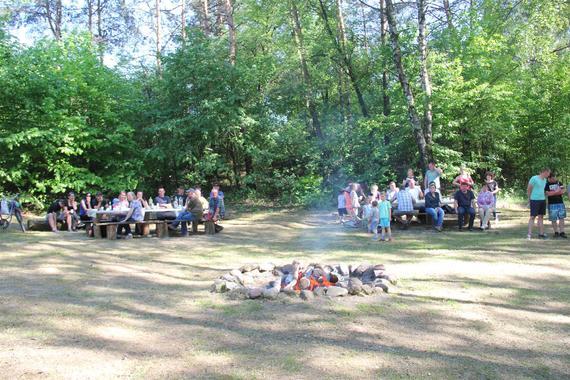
[452,166,474,188]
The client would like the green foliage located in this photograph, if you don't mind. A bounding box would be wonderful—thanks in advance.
[1,0,569,208]
[0,32,138,203]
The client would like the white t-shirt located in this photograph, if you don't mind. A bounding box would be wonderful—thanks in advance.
[337,194,346,209]
[407,187,422,202]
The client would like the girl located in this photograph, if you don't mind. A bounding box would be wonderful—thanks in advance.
[337,189,347,223]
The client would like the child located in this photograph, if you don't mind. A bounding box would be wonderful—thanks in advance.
[369,200,380,240]
[350,183,361,222]
[545,172,567,238]
[337,189,347,223]
[362,196,372,230]
[485,172,500,222]
[378,192,393,241]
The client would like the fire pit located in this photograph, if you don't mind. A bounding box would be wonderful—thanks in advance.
[211,260,397,300]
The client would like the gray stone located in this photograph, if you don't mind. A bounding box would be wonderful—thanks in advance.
[374,264,386,271]
[282,278,297,293]
[225,282,240,291]
[300,290,314,301]
[313,287,326,297]
[348,278,363,295]
[374,280,389,293]
[262,286,280,299]
[361,268,376,284]
[281,264,295,274]
[221,273,236,282]
[212,279,227,293]
[240,264,259,273]
[227,287,248,300]
[230,269,244,284]
[338,264,350,276]
[383,274,398,285]
[325,286,348,297]
[374,269,385,278]
[354,263,372,276]
[247,287,263,299]
[361,284,376,295]
[259,262,275,272]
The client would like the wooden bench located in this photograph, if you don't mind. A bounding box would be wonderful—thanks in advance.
[93,220,169,239]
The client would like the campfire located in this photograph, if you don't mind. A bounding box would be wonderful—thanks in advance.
[211,261,397,300]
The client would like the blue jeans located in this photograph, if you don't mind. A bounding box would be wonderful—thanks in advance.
[176,211,196,235]
[457,206,475,228]
[425,207,444,227]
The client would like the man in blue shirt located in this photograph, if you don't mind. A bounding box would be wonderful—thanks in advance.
[527,168,550,239]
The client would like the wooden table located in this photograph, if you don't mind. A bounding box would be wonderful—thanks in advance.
[89,208,184,239]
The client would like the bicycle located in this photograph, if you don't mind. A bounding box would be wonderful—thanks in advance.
[0,194,26,232]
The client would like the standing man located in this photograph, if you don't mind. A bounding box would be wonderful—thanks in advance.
[454,182,476,231]
[545,172,566,238]
[527,168,550,240]
[424,160,443,192]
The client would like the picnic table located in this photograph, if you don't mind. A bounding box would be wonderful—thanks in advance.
[391,197,455,210]
[89,207,184,239]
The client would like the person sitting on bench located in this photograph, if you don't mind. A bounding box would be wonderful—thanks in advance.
[395,188,415,229]
[118,192,144,239]
[454,181,476,231]
[176,189,204,237]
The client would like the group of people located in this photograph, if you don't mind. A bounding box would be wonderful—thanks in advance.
[46,184,225,238]
[337,161,504,240]
[527,168,567,240]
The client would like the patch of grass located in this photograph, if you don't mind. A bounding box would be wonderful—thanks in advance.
[220,301,263,317]
[280,354,302,372]
[356,303,387,315]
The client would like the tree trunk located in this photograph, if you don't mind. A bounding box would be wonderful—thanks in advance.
[87,0,94,36]
[44,0,63,40]
[181,0,186,41]
[224,0,236,65]
[289,0,323,139]
[155,0,162,74]
[215,0,224,36]
[385,0,428,169]
[417,0,433,152]
[96,0,104,63]
[443,0,453,30]
[380,0,390,117]
[202,0,210,36]
[318,0,369,118]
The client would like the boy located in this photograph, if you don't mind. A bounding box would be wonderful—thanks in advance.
[379,192,393,241]
[337,189,347,223]
[527,168,550,239]
[545,172,566,238]
[369,200,380,240]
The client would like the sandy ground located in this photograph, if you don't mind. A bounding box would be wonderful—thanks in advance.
[0,209,569,379]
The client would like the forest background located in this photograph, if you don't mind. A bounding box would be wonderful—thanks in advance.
[0,0,568,208]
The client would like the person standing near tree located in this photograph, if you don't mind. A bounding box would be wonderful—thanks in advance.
[527,168,550,240]
[545,172,566,238]
[424,160,443,193]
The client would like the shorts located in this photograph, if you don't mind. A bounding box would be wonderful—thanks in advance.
[379,218,391,228]
[338,208,347,216]
[530,200,546,216]
[548,203,566,221]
